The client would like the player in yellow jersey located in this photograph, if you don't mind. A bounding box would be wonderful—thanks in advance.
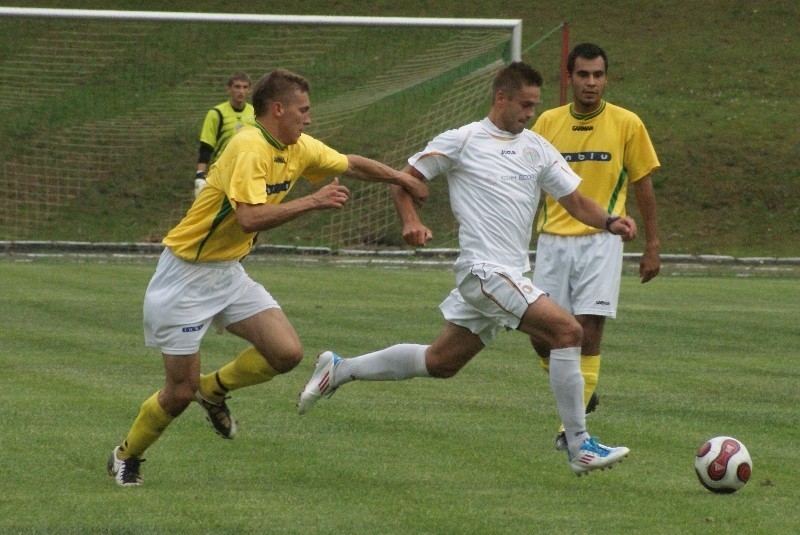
[530,43,661,450]
[107,68,429,486]
[194,72,257,198]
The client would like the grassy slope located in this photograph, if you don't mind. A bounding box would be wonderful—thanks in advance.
[3,0,798,256]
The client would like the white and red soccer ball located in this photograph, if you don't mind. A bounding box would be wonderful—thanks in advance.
[695,436,752,493]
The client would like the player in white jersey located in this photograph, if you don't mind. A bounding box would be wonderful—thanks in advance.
[299,62,636,476]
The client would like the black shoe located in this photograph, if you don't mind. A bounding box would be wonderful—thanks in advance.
[107,446,144,487]
[195,392,238,439]
[586,392,600,415]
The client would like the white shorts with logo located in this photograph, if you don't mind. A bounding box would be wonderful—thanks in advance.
[533,232,623,318]
[439,262,545,345]
[143,248,278,355]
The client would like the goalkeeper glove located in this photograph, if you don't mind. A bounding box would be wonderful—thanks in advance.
[194,171,207,198]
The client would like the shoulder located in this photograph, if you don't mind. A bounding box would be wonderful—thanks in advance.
[227,126,261,147]
[538,104,570,121]
[603,102,644,124]
[213,101,231,112]
[293,133,341,157]
[426,122,477,149]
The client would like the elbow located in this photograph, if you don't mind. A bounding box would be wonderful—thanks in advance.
[236,213,261,234]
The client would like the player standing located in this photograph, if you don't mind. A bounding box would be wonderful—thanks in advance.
[530,43,661,450]
[194,72,257,197]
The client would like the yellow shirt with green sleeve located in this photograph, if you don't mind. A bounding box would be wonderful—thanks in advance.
[165,124,348,262]
[532,100,660,236]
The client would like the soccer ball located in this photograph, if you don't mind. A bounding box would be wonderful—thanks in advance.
[694,436,752,493]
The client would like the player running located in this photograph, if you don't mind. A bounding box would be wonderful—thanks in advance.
[299,62,632,476]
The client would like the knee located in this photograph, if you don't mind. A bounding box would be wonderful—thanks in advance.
[529,334,550,359]
[552,319,583,349]
[264,342,304,374]
[424,349,463,379]
[159,381,198,416]
[427,362,460,379]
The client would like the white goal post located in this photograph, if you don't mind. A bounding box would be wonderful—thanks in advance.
[0,8,522,247]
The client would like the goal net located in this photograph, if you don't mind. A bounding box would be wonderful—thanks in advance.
[0,9,521,249]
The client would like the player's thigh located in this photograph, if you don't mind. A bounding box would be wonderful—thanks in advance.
[518,294,582,349]
[225,308,303,372]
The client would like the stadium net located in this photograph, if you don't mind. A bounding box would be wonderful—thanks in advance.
[0,9,521,248]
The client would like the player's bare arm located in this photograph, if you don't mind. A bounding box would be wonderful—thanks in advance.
[345,154,429,205]
[558,190,637,242]
[235,178,350,233]
[391,165,433,247]
[632,175,661,283]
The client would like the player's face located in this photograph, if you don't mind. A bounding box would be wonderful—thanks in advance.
[275,89,311,145]
[498,84,540,134]
[228,80,251,109]
[569,56,607,113]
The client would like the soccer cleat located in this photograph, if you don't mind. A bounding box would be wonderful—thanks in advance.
[107,446,144,487]
[585,391,600,415]
[195,392,237,439]
[297,351,341,415]
[555,392,601,451]
[555,431,569,452]
[568,436,629,476]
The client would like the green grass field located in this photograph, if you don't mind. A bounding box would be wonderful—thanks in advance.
[1,257,798,534]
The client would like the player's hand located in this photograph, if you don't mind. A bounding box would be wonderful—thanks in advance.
[639,247,661,283]
[402,221,433,247]
[608,215,637,242]
[313,177,350,209]
[194,171,207,198]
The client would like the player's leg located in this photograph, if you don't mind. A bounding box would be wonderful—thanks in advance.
[576,314,605,420]
[518,295,628,474]
[108,353,200,486]
[531,233,573,370]
[298,322,485,414]
[194,271,297,437]
[210,307,303,393]
[569,232,622,418]
[194,307,302,437]
[518,295,587,447]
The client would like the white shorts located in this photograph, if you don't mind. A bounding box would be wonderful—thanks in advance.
[143,248,278,355]
[439,262,545,345]
[533,232,623,318]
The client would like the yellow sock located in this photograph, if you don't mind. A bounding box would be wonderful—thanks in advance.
[200,347,279,403]
[118,391,174,458]
[581,354,601,409]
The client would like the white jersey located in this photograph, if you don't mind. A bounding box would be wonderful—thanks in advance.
[409,117,581,273]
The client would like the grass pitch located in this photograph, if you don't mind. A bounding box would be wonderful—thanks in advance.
[1,257,798,533]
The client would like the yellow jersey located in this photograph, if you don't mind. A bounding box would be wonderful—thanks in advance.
[532,101,659,235]
[165,123,348,262]
[199,101,257,163]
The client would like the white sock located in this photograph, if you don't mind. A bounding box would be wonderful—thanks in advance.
[333,344,430,387]
[548,346,589,456]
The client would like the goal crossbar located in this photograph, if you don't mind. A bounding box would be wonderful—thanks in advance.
[0,7,522,61]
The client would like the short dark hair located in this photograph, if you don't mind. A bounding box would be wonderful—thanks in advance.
[567,43,608,74]
[251,69,311,116]
[492,61,543,101]
[227,72,251,86]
